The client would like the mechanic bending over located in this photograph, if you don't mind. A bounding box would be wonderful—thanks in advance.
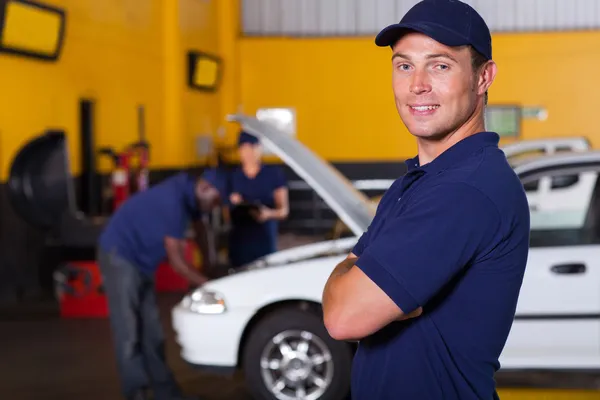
[97,171,221,400]
[228,130,289,267]
[322,1,530,399]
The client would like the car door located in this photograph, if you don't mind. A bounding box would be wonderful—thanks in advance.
[500,162,600,370]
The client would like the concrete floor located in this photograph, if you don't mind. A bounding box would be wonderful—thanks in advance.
[2,293,600,400]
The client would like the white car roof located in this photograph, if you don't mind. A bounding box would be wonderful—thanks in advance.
[504,137,590,168]
[512,150,600,176]
[502,136,590,159]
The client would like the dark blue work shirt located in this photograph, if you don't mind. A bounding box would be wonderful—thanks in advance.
[351,132,530,400]
[98,172,200,275]
[229,164,287,267]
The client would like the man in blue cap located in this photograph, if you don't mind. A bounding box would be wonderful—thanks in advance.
[322,1,530,399]
[98,171,221,400]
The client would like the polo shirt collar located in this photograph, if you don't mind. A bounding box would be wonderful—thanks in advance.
[404,132,500,174]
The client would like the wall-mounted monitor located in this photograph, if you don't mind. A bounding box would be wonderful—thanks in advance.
[0,0,66,61]
[485,105,522,138]
[187,51,222,92]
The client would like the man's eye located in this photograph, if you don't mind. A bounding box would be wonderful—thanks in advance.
[436,64,449,70]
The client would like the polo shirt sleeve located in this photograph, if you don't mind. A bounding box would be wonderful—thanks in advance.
[272,166,287,190]
[352,183,396,256]
[166,224,188,240]
[355,182,502,314]
[352,229,371,257]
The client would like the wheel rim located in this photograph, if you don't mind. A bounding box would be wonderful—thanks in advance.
[260,329,334,400]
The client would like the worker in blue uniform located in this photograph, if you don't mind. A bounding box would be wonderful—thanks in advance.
[228,131,289,267]
[97,171,220,400]
[322,1,530,399]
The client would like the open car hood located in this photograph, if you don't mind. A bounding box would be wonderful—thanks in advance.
[228,114,376,237]
[235,237,358,272]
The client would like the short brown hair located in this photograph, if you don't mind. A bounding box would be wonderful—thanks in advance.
[470,47,489,105]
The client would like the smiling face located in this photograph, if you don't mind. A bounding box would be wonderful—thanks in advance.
[391,32,494,141]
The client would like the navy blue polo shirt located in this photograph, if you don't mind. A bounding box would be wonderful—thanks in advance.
[98,172,200,275]
[351,132,530,400]
[228,164,287,267]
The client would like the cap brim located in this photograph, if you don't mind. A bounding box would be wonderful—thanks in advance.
[375,22,469,48]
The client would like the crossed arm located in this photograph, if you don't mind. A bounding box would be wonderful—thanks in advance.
[322,252,422,341]
[321,183,501,342]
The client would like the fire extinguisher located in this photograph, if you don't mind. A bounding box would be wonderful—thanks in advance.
[98,141,151,211]
[98,147,128,210]
[127,141,150,193]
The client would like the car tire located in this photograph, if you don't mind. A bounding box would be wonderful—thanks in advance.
[242,306,352,400]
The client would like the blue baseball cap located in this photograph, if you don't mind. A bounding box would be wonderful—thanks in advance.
[375,0,492,60]
[237,130,260,147]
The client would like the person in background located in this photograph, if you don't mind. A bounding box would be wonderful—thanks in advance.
[228,131,289,267]
[97,172,220,400]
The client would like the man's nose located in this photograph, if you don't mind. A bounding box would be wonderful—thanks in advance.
[409,70,432,95]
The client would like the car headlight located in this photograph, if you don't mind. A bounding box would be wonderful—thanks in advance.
[180,289,227,314]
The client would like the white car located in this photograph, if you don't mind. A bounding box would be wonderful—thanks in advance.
[172,116,600,400]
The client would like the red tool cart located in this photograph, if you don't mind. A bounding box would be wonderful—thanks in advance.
[54,261,108,318]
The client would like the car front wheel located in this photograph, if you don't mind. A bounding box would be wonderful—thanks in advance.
[242,306,352,400]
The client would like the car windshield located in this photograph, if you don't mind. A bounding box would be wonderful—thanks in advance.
[228,114,376,236]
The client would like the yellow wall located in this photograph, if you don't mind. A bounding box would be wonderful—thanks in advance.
[238,30,600,161]
[167,0,222,166]
[0,0,222,180]
[5,1,595,174]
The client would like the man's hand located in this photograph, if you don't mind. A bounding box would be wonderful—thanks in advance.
[164,236,210,286]
[251,206,273,223]
[230,193,243,205]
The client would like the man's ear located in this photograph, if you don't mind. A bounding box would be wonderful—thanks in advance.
[478,60,497,96]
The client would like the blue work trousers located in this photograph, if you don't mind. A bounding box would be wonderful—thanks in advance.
[97,248,182,400]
